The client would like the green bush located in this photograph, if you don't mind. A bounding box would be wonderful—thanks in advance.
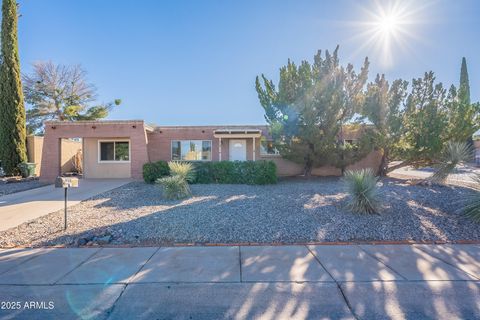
[143,161,170,183]
[157,175,191,200]
[344,169,380,214]
[463,174,480,222]
[168,161,196,183]
[193,160,277,185]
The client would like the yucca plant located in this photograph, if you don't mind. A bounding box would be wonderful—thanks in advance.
[157,175,191,200]
[344,169,380,214]
[463,174,480,222]
[430,141,472,184]
[168,161,196,183]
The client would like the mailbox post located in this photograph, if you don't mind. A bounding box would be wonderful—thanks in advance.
[55,177,79,230]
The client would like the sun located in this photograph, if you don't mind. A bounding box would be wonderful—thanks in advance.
[346,0,428,68]
[377,14,399,35]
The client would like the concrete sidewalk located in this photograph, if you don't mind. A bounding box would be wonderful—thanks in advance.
[0,244,479,319]
[0,179,131,232]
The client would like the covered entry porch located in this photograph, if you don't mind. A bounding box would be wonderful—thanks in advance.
[213,128,262,161]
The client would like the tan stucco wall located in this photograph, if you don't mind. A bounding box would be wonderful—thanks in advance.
[83,138,131,179]
[26,136,82,176]
[60,139,83,174]
[41,121,148,182]
[261,150,382,177]
[26,136,44,176]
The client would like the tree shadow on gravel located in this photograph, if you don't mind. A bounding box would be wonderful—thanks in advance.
[28,177,480,247]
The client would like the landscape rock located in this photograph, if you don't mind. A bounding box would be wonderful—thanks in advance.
[0,179,478,247]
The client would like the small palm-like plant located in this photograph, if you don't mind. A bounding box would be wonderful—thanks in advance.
[168,161,196,183]
[463,174,480,222]
[344,169,380,214]
[430,141,472,184]
[157,175,192,200]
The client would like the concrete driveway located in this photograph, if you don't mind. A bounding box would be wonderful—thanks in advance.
[0,179,131,232]
[390,164,480,187]
[0,244,478,319]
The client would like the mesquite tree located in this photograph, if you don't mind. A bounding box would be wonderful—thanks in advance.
[23,61,121,134]
[0,0,27,174]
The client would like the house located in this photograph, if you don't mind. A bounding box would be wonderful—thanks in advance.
[39,120,381,182]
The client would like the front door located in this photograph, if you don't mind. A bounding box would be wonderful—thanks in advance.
[229,139,247,161]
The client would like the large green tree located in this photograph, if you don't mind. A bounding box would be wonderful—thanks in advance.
[255,47,370,176]
[446,57,480,142]
[23,61,121,134]
[0,0,27,174]
[399,71,449,166]
[362,74,408,175]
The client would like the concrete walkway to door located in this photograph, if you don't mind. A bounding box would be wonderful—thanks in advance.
[0,179,131,232]
[0,244,478,319]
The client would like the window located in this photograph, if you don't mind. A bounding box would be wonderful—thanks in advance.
[260,140,280,155]
[99,141,130,162]
[171,140,212,161]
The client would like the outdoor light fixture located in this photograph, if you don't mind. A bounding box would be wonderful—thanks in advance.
[132,125,137,129]
[51,126,56,130]
[92,125,96,129]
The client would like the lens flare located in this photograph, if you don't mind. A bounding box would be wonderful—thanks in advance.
[344,0,430,68]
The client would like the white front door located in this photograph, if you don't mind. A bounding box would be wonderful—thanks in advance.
[229,139,247,161]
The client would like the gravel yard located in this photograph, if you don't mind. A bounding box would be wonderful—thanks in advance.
[0,180,50,196]
[0,178,479,247]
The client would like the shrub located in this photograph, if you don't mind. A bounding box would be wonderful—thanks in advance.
[193,160,277,185]
[344,168,380,214]
[463,174,480,222]
[157,175,191,200]
[143,161,170,183]
[168,161,196,183]
[430,141,472,184]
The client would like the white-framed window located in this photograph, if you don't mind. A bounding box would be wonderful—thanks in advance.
[260,139,280,156]
[98,140,130,163]
[171,140,212,161]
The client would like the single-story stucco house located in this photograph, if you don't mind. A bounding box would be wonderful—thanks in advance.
[39,120,382,182]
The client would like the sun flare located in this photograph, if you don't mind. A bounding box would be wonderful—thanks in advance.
[347,0,428,68]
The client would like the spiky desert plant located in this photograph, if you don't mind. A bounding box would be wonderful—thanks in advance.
[463,174,480,222]
[344,169,380,214]
[157,175,191,200]
[168,161,196,183]
[430,141,472,184]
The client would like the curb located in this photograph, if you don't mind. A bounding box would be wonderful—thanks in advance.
[3,239,480,249]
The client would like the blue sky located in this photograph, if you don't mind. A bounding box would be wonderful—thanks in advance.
[18,0,479,125]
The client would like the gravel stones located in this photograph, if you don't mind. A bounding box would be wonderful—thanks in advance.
[0,178,479,247]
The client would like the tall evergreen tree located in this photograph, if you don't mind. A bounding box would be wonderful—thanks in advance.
[459,57,470,104]
[446,57,480,142]
[0,0,27,174]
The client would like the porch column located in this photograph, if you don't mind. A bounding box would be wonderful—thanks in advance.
[252,137,256,161]
[219,137,222,161]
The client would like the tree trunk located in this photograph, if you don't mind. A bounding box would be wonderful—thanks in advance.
[385,160,412,174]
[377,149,389,176]
[303,159,313,178]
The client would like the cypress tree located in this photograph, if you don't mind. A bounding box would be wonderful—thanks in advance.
[459,57,470,104]
[0,0,27,174]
